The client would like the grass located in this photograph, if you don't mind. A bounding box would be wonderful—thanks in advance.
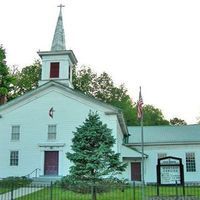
[0,176,32,195]
[17,187,134,200]
[0,187,11,194]
[2,185,199,200]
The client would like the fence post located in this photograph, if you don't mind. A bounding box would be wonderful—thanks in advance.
[11,182,14,200]
[132,181,135,200]
[156,182,159,196]
[175,181,178,199]
[182,182,185,196]
[91,184,97,200]
[50,181,53,200]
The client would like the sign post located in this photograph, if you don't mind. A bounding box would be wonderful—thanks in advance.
[157,156,184,195]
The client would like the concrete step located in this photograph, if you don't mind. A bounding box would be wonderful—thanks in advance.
[31,176,62,186]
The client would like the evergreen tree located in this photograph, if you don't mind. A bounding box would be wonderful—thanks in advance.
[67,112,127,183]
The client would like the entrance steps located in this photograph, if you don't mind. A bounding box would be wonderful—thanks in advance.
[31,176,62,186]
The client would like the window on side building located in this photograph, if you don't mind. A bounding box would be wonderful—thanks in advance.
[186,152,196,172]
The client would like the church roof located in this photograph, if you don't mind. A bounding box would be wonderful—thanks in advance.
[0,81,128,136]
[51,5,66,51]
[127,125,200,145]
[37,50,78,65]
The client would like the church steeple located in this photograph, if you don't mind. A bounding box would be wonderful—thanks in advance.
[38,5,78,88]
[51,5,66,51]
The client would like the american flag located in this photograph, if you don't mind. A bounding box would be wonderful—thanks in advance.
[137,87,143,119]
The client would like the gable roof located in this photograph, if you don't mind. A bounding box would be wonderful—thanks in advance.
[128,124,200,145]
[122,144,148,159]
[0,81,128,136]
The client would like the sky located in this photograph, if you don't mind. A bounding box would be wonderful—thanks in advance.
[0,0,200,124]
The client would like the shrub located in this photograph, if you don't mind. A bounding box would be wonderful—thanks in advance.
[0,176,32,187]
[57,175,129,194]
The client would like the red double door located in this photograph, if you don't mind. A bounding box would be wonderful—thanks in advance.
[44,151,59,175]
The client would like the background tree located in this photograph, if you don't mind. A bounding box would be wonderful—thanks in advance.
[73,65,169,126]
[72,65,97,96]
[143,105,169,126]
[67,112,127,187]
[170,117,187,125]
[0,45,14,101]
[11,60,41,99]
[72,66,137,125]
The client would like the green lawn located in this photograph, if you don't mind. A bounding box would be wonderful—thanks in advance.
[12,185,200,200]
[0,187,11,194]
[17,187,135,200]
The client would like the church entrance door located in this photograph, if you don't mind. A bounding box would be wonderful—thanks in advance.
[44,151,59,175]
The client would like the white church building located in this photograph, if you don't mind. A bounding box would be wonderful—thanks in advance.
[0,7,200,184]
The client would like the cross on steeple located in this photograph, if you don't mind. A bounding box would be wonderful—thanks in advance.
[57,4,65,12]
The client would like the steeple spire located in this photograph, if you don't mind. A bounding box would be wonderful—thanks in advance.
[38,4,77,88]
[51,4,66,51]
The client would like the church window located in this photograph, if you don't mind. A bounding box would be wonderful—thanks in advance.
[186,152,196,172]
[11,125,20,141]
[50,62,59,78]
[10,151,19,166]
[48,125,57,140]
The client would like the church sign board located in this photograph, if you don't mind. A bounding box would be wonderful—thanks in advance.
[157,156,184,185]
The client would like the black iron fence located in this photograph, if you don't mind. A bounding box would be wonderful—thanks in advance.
[0,182,200,200]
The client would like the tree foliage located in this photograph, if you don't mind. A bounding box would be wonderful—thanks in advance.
[11,60,41,99]
[170,117,187,126]
[72,66,96,96]
[73,66,169,126]
[143,105,169,126]
[67,112,127,183]
[0,45,14,98]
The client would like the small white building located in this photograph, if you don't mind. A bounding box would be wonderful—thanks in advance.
[123,125,200,183]
[0,7,200,184]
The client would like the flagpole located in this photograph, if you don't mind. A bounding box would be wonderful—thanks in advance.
[141,112,145,200]
[138,86,145,200]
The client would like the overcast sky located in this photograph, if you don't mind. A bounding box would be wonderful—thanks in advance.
[1,0,200,124]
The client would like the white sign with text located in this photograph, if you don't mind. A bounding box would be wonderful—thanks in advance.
[160,165,181,184]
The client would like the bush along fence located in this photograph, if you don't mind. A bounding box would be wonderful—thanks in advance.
[1,181,200,200]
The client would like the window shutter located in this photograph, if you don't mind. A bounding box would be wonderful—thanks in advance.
[50,62,59,78]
